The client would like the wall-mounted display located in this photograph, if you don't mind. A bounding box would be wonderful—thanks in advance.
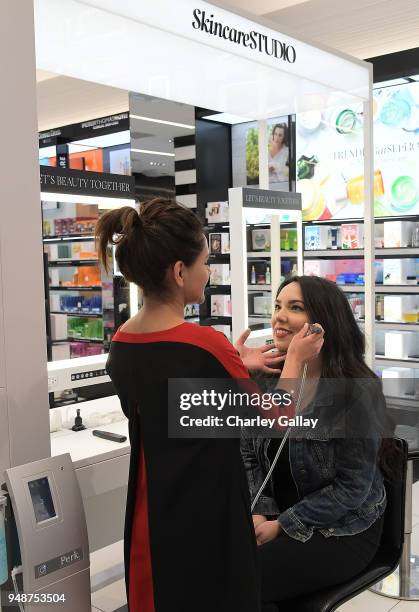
[296,82,419,220]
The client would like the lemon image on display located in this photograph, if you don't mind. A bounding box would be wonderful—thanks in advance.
[391,176,418,212]
[298,179,326,221]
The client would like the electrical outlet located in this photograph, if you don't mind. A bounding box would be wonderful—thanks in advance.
[48,375,58,389]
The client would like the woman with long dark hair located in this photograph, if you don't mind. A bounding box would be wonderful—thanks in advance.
[240,275,394,611]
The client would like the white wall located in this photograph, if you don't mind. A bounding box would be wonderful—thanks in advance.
[0,0,50,476]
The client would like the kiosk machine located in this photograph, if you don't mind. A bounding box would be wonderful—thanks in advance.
[4,453,91,611]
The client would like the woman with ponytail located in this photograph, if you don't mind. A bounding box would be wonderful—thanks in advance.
[96,200,320,612]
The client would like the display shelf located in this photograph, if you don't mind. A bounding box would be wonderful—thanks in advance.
[376,285,419,294]
[375,322,419,330]
[48,259,99,267]
[43,234,95,243]
[205,222,230,230]
[49,285,102,291]
[208,253,230,262]
[248,251,297,258]
[248,284,272,291]
[304,249,364,258]
[205,284,231,293]
[50,311,103,318]
[376,356,419,369]
[339,285,419,294]
[200,316,232,325]
[248,316,271,324]
[67,336,104,343]
[377,248,419,256]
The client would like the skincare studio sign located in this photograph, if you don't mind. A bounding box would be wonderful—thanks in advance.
[40,166,135,199]
[192,8,296,63]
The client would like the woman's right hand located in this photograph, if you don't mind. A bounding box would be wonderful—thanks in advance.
[287,323,324,364]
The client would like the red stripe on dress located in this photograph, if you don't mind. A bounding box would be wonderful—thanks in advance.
[129,445,155,612]
[113,322,250,380]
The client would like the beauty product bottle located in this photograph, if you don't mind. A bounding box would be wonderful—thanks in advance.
[284,232,290,250]
[413,223,419,248]
[266,266,271,285]
[251,266,256,284]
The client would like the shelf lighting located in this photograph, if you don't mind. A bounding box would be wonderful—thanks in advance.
[201,113,252,124]
[40,192,136,208]
[131,148,175,157]
[130,114,194,130]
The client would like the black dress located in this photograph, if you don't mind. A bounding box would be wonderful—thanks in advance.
[107,322,260,612]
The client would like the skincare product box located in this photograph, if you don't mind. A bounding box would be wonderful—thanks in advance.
[252,228,271,251]
[304,226,329,250]
[383,221,414,248]
[341,224,364,249]
[281,228,298,251]
[209,264,231,285]
[384,295,417,322]
[381,367,414,397]
[384,331,416,359]
[253,296,272,316]
[211,324,232,340]
[374,224,385,249]
[209,232,230,254]
[52,343,70,361]
[49,268,60,286]
[383,258,416,285]
[211,294,232,317]
[206,201,229,223]
[51,313,68,341]
[304,260,336,278]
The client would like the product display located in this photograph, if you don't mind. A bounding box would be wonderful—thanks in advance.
[206,201,229,223]
[383,221,414,248]
[341,224,364,249]
[253,296,272,316]
[209,232,230,254]
[210,294,231,317]
[251,228,270,251]
[209,264,231,286]
[384,331,416,359]
[384,295,418,322]
[383,259,416,285]
[304,226,330,250]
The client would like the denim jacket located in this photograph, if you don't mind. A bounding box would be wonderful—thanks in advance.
[240,378,389,543]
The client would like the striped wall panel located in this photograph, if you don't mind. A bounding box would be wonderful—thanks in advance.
[174,134,197,208]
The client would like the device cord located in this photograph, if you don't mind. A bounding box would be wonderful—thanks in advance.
[250,362,308,513]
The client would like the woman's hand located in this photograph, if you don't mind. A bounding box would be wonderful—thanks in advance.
[252,514,267,529]
[235,329,285,374]
[287,323,324,364]
[255,520,282,545]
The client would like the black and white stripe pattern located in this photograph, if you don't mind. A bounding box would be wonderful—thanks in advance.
[174,134,197,208]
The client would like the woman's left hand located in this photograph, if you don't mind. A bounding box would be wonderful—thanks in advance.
[255,520,282,545]
[235,329,285,373]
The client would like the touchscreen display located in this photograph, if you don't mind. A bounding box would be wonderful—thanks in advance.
[28,477,56,523]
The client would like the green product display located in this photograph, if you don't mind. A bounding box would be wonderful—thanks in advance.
[67,317,103,340]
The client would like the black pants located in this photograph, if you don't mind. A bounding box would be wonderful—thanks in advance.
[260,515,384,611]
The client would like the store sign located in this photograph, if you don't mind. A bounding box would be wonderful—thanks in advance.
[40,166,135,199]
[192,8,296,63]
[243,188,301,211]
[39,112,129,147]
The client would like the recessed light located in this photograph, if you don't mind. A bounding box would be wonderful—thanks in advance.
[131,148,175,157]
[130,114,194,130]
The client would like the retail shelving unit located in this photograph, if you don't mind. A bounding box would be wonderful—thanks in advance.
[302,215,419,374]
[229,187,303,344]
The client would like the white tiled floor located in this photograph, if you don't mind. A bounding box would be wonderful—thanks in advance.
[91,483,419,612]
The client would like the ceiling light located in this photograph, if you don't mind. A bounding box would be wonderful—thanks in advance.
[408,74,419,81]
[40,192,135,207]
[131,148,175,157]
[130,114,194,130]
[201,112,252,124]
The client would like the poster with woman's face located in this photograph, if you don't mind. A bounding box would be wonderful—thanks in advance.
[244,116,290,190]
[268,120,290,190]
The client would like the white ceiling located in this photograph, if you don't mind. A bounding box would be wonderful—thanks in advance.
[226,0,419,59]
[36,72,128,132]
